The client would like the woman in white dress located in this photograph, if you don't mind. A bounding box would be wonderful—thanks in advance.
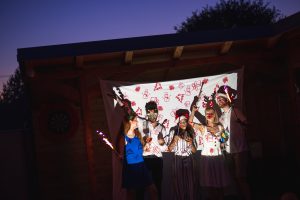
[190,106,230,200]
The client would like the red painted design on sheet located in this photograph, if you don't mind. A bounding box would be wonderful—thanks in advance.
[184,101,191,108]
[185,85,191,96]
[154,82,163,91]
[150,97,159,104]
[175,94,185,103]
[131,101,136,106]
[142,89,150,99]
[178,82,185,89]
[163,93,171,102]
[135,86,141,92]
[135,107,142,116]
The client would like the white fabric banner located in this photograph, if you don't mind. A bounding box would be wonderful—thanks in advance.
[99,68,243,200]
[112,73,237,132]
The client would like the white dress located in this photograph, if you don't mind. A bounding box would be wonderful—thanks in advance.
[199,126,230,188]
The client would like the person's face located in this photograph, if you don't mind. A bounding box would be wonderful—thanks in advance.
[147,109,158,122]
[179,119,187,130]
[216,96,228,108]
[205,110,215,122]
[130,117,138,129]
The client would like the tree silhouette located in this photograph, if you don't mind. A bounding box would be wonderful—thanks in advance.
[0,67,25,104]
[175,0,283,33]
[0,67,28,129]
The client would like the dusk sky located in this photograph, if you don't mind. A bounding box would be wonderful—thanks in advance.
[1,0,300,91]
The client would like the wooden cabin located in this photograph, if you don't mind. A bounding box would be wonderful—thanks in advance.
[18,12,300,200]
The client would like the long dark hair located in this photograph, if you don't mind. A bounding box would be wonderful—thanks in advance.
[122,115,143,143]
[174,121,195,139]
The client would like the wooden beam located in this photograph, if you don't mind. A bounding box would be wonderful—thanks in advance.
[32,70,81,80]
[124,51,133,64]
[173,46,184,59]
[220,41,233,54]
[108,52,274,80]
[79,74,98,200]
[34,51,274,81]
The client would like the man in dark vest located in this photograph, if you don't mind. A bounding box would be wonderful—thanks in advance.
[216,85,251,200]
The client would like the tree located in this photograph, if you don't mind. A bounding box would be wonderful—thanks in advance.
[0,67,29,130]
[0,67,25,104]
[174,0,283,33]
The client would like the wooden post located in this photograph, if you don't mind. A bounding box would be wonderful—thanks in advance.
[79,73,98,200]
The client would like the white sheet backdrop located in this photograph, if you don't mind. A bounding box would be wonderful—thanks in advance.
[100,68,244,200]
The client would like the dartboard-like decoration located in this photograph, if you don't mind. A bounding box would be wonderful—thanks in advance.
[47,111,71,135]
[39,104,79,140]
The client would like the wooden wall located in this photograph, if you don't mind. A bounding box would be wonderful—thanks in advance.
[32,105,92,200]
[26,29,300,199]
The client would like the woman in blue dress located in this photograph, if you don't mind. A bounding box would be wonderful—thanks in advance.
[118,112,158,200]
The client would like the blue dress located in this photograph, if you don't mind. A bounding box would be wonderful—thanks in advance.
[122,135,153,189]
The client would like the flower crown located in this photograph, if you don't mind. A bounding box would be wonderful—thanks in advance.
[175,113,189,120]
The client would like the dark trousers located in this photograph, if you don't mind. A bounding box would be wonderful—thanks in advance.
[144,156,163,199]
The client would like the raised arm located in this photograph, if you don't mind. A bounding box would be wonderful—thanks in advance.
[189,106,204,133]
[190,95,206,124]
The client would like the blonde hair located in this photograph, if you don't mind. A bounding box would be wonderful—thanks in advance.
[205,107,219,124]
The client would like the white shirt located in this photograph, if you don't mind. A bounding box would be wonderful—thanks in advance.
[219,108,231,153]
[137,117,168,157]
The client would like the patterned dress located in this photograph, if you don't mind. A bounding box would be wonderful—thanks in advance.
[199,126,230,188]
[169,132,195,200]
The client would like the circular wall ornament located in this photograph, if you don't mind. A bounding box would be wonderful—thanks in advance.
[39,104,79,141]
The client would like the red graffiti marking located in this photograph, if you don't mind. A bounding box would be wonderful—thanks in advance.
[176,94,185,103]
[154,82,163,91]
